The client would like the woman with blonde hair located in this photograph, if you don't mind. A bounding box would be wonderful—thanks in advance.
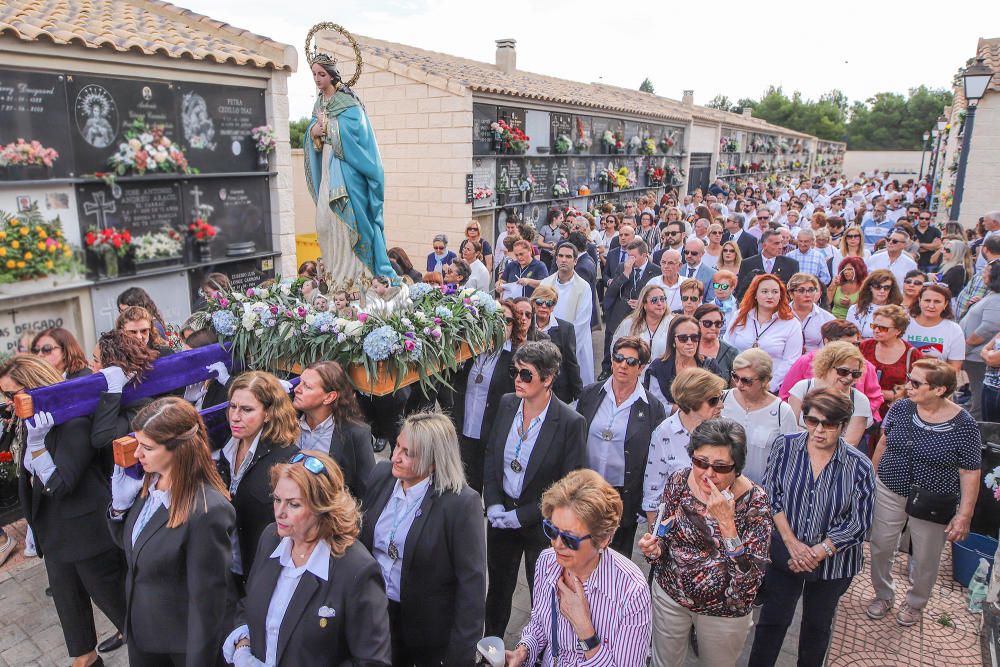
[936,238,973,297]
[361,412,485,665]
[787,341,873,447]
[224,450,392,666]
[838,225,870,260]
[613,283,672,362]
[704,223,725,269]
[716,240,742,273]
[218,371,300,583]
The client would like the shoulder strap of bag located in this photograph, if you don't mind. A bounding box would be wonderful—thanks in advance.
[550,587,559,663]
[904,346,914,375]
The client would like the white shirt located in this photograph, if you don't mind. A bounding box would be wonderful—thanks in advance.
[720,391,799,484]
[866,251,917,286]
[224,537,332,667]
[586,379,647,486]
[372,477,431,602]
[613,313,672,365]
[905,318,966,362]
[794,305,836,353]
[462,343,510,439]
[466,259,491,291]
[131,475,171,546]
[503,398,551,499]
[645,275,683,312]
[297,415,335,454]
[642,412,690,512]
[723,311,803,392]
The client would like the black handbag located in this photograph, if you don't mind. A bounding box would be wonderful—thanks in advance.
[903,439,958,525]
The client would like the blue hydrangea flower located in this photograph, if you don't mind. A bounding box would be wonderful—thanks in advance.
[311,312,335,333]
[409,282,434,300]
[434,305,451,319]
[471,291,499,314]
[211,310,238,337]
[363,325,399,361]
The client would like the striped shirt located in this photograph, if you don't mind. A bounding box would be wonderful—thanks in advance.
[518,548,651,666]
[764,432,876,580]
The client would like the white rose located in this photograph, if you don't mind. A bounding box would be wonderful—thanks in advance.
[334,318,350,329]
[343,320,364,338]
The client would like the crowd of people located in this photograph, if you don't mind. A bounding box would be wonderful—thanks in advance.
[0,171,994,667]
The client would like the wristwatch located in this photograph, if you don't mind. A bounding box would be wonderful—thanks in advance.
[721,536,744,554]
[820,541,835,557]
[577,633,601,651]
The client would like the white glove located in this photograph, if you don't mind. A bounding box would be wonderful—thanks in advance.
[233,646,266,667]
[25,411,54,453]
[486,504,505,523]
[279,379,294,394]
[206,361,230,386]
[111,464,144,511]
[100,366,128,393]
[498,509,521,530]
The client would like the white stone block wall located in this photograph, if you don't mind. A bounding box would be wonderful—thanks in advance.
[959,93,1000,227]
[266,70,298,275]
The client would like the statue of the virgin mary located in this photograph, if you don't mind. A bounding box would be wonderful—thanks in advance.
[303,27,395,291]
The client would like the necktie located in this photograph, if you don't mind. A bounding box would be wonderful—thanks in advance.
[687,266,694,278]
[765,258,774,273]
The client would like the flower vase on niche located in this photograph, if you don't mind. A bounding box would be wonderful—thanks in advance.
[102,250,119,279]
[257,152,269,171]
[251,125,276,172]
[197,242,212,263]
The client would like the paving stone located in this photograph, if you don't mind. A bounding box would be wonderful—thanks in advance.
[0,638,41,665]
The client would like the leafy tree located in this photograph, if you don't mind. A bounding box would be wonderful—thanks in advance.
[705,94,732,111]
[734,98,757,114]
[639,78,655,94]
[845,87,952,149]
[289,117,310,149]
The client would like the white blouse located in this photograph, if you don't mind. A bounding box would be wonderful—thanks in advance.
[723,311,803,392]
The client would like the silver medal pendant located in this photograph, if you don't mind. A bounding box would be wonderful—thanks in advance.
[510,458,523,473]
[751,341,760,348]
[387,541,399,560]
[601,430,614,441]
[475,374,484,384]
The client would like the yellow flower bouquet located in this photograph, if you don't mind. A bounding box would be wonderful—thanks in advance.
[0,202,80,288]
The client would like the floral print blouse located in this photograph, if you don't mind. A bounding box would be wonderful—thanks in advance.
[650,468,772,617]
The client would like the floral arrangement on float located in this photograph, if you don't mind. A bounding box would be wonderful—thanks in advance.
[133,228,183,262]
[194,280,506,395]
[646,166,665,186]
[553,133,573,155]
[0,204,79,289]
[984,465,1000,502]
[107,118,193,177]
[574,118,592,153]
[552,177,570,198]
[641,138,657,156]
[492,120,530,154]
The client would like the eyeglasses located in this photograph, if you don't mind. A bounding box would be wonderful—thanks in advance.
[289,452,327,475]
[792,287,818,294]
[665,231,681,237]
[433,245,445,251]
[542,519,592,550]
[803,414,843,429]
[533,298,555,307]
[919,216,931,221]
[906,375,927,389]
[647,296,667,305]
[871,284,892,291]
[730,371,758,387]
[675,333,701,344]
[612,352,642,367]
[680,295,700,303]
[887,238,905,245]
[31,344,61,355]
[508,367,536,383]
[712,282,730,290]
[691,455,735,474]
[871,323,895,333]
[757,215,771,220]
[833,366,864,379]
[701,319,724,329]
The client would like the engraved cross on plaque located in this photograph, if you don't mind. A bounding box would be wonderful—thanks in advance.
[189,185,204,211]
[83,191,116,230]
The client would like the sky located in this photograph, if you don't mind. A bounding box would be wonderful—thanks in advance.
[173,0,1000,120]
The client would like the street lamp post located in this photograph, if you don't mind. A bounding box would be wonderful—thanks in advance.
[929,116,947,213]
[951,57,995,221]
[919,131,930,179]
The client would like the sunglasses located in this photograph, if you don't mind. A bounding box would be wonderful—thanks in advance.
[509,367,536,383]
[701,319,724,329]
[705,394,723,407]
[691,455,735,474]
[542,519,592,550]
[433,245,445,251]
[533,298,555,307]
[683,250,701,256]
[675,333,701,344]
[870,323,894,333]
[833,366,864,379]
[680,295,700,303]
[757,216,771,220]
[0,388,23,402]
[919,216,931,221]
[903,279,924,286]
[887,238,905,245]
[31,344,61,355]
[665,231,681,237]
[845,234,861,239]
[906,375,927,389]
[612,352,642,367]
[730,371,757,386]
[647,296,667,305]
[712,282,730,290]
[871,284,892,291]
[289,452,326,475]
[803,414,843,429]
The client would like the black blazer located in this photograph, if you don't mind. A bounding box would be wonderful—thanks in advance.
[735,254,800,300]
[109,482,236,665]
[66,367,93,380]
[483,394,587,527]
[540,318,583,404]
[604,243,628,280]
[575,383,665,524]
[216,437,299,576]
[308,419,374,501]
[449,347,515,441]
[604,263,661,330]
[237,524,391,667]
[18,416,116,561]
[360,462,486,665]
[724,230,759,260]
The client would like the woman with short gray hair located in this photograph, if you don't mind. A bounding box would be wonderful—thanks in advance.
[721,349,799,483]
[639,417,772,666]
[360,412,486,665]
[426,233,456,273]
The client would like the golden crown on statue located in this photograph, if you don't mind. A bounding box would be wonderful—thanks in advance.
[304,22,363,87]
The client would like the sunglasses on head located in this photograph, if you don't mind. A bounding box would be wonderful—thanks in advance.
[612,352,642,367]
[31,344,60,355]
[701,319,724,329]
[542,519,592,550]
[833,366,864,379]
[730,371,757,386]
[675,333,701,343]
[509,366,536,383]
[803,414,843,429]
[691,455,735,474]
[290,452,327,475]
[533,298,555,307]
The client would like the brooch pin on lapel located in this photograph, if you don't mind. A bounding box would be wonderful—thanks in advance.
[318,606,336,628]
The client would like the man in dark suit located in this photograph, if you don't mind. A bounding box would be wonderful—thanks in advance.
[603,223,635,282]
[482,341,587,637]
[723,212,760,261]
[576,337,665,556]
[735,229,800,300]
[600,238,660,378]
[361,457,486,666]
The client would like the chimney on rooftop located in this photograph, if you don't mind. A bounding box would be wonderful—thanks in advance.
[495,39,516,75]
[742,107,752,118]
[682,90,694,106]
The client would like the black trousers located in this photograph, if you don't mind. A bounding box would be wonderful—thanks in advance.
[127,641,187,666]
[609,521,638,558]
[458,435,485,494]
[388,600,448,666]
[484,522,548,638]
[359,388,410,449]
[747,566,852,667]
[45,547,126,657]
